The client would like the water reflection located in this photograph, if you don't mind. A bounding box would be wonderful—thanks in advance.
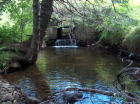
[37,47,124,103]
[1,65,51,100]
[0,47,135,103]
[38,48,124,88]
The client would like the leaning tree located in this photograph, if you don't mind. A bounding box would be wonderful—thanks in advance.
[0,0,53,72]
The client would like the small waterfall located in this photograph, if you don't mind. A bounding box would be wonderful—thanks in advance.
[53,39,78,48]
[53,26,78,48]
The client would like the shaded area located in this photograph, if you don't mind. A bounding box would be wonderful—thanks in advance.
[1,65,51,100]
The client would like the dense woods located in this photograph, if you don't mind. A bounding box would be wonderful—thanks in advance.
[0,0,140,103]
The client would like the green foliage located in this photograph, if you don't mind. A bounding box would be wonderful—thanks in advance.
[0,26,19,43]
[98,13,131,45]
[53,0,139,46]
[99,27,125,45]
[0,0,140,51]
[0,0,32,42]
[0,0,11,13]
[94,1,139,47]
[0,51,11,69]
[123,25,140,51]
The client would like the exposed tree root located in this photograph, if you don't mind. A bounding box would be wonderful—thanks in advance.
[0,43,29,54]
[115,67,140,90]
[117,67,140,83]
[114,66,140,102]
[0,43,29,73]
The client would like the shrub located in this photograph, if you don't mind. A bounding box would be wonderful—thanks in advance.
[123,25,140,51]
[0,26,20,43]
[99,24,126,45]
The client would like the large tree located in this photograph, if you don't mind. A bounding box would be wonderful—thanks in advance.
[0,0,53,72]
[25,0,53,64]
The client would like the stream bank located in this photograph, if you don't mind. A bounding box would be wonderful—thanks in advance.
[0,78,41,104]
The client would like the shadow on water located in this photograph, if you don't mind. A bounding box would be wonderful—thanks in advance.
[1,65,51,100]
[1,47,139,103]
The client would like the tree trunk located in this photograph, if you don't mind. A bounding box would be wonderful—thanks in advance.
[25,0,53,64]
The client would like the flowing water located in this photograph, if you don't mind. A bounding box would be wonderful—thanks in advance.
[54,39,77,48]
[1,47,140,103]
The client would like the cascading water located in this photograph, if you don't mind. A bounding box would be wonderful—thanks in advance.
[53,27,78,48]
[53,39,78,48]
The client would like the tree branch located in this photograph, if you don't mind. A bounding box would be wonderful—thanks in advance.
[54,87,140,102]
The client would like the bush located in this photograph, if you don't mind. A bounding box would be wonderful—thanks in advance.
[123,25,140,51]
[99,24,126,45]
[97,8,137,47]
[0,26,20,43]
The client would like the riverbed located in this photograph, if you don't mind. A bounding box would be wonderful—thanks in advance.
[1,47,139,104]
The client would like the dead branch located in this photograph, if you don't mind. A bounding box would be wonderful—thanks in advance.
[53,87,140,102]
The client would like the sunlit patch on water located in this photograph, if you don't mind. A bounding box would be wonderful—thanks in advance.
[76,93,122,104]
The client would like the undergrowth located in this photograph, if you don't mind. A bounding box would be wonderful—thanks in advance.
[123,25,140,51]
[0,51,11,69]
